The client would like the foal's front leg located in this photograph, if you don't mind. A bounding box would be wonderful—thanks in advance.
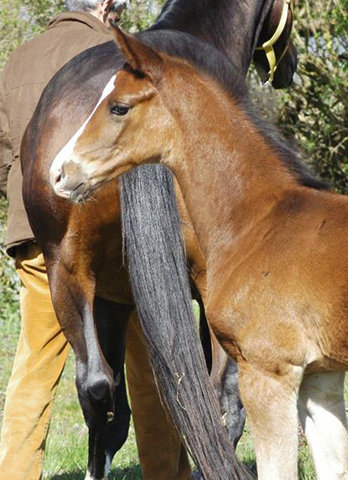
[298,371,348,480]
[238,361,303,480]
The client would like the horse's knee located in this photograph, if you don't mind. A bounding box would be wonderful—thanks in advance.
[87,373,114,407]
[76,372,114,429]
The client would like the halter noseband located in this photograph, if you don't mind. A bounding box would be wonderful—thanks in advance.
[255,0,294,84]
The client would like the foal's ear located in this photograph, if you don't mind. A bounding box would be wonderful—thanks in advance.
[110,23,163,84]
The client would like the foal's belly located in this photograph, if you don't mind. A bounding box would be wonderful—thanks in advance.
[211,301,348,378]
[207,261,348,377]
[206,190,348,375]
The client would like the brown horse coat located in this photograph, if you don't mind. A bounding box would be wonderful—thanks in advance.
[49,30,348,479]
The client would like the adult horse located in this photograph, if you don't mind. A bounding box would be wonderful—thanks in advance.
[21,0,296,478]
[50,27,348,480]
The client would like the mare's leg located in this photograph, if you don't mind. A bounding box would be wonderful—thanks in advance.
[238,361,303,480]
[210,339,245,448]
[198,298,212,372]
[46,257,116,479]
[87,297,132,478]
[298,371,348,480]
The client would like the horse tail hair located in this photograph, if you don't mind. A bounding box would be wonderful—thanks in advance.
[120,165,252,480]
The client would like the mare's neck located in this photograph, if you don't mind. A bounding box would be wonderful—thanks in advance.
[152,0,271,76]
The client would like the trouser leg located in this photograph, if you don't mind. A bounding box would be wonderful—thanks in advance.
[126,312,191,480]
[0,244,70,480]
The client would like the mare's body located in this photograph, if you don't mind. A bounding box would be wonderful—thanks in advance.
[22,1,296,477]
[49,28,348,480]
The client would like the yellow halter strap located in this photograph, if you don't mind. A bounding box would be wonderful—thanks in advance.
[255,0,294,84]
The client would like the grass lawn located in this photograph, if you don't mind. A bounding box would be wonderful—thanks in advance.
[0,266,345,479]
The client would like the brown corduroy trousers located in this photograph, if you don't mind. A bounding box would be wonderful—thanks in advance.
[0,244,191,479]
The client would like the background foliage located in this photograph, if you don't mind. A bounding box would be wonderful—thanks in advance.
[276,0,348,193]
[0,0,347,477]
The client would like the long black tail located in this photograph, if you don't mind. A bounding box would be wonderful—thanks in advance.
[120,165,251,479]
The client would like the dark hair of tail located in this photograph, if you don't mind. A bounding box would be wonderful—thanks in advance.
[120,165,252,479]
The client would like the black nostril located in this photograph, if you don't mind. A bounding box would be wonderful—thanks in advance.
[54,167,63,186]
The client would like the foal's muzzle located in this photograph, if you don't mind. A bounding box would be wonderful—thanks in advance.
[50,159,90,201]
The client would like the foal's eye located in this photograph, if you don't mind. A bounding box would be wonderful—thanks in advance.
[110,103,131,116]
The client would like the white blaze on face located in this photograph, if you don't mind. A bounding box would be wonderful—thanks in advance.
[49,74,117,190]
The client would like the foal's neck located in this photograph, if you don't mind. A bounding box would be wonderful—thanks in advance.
[165,82,296,265]
[153,0,270,76]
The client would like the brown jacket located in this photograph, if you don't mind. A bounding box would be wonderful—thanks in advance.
[0,12,112,255]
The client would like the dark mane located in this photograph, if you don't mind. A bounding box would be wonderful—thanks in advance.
[140,31,328,192]
[150,0,268,68]
[140,30,247,99]
[154,0,197,25]
[152,0,230,33]
[241,102,330,190]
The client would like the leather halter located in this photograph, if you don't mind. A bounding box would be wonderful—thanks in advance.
[255,0,294,84]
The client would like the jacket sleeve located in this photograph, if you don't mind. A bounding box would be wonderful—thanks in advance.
[0,70,13,198]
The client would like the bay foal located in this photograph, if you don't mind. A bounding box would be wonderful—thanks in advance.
[51,30,348,480]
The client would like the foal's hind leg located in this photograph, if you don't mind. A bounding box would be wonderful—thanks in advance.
[298,372,348,480]
[238,361,303,480]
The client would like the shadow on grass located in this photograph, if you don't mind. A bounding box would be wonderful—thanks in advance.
[243,459,257,476]
[49,464,142,480]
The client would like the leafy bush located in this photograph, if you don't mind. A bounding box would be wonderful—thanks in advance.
[0,198,19,322]
[276,0,348,192]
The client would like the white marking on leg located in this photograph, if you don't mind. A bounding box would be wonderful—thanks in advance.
[84,469,108,480]
[298,372,348,480]
[84,469,93,480]
[105,452,112,477]
[239,364,302,480]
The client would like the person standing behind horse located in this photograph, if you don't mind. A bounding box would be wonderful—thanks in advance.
[0,1,192,479]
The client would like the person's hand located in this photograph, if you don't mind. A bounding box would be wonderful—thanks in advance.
[107,0,130,23]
